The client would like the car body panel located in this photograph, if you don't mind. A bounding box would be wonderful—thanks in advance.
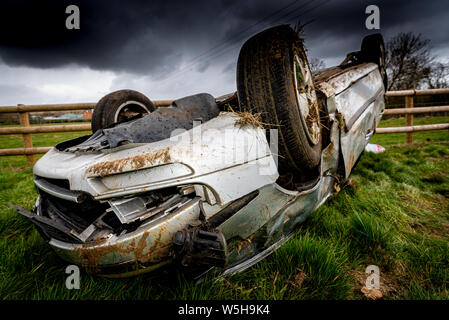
[317,62,385,178]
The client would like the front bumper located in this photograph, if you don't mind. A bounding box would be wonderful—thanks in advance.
[16,193,202,277]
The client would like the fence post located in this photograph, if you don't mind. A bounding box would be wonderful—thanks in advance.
[405,94,414,144]
[18,104,35,165]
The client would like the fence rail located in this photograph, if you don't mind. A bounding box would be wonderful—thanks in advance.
[382,105,449,115]
[0,124,91,134]
[378,88,449,143]
[0,147,52,156]
[376,123,449,134]
[0,89,448,164]
[385,88,449,97]
[0,100,173,164]
[0,101,174,113]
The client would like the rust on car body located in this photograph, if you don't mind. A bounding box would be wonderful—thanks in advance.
[87,147,172,177]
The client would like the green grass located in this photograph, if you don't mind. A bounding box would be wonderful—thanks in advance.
[0,118,449,300]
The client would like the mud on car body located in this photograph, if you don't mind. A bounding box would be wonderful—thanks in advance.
[12,25,386,278]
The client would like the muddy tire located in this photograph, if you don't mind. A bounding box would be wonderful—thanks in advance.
[361,33,388,89]
[91,90,155,133]
[237,25,322,174]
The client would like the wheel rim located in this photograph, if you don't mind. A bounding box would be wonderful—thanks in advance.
[293,53,320,145]
[114,101,152,123]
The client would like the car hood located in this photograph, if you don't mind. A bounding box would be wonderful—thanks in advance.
[33,112,279,205]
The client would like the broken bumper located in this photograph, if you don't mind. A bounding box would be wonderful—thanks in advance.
[15,194,203,277]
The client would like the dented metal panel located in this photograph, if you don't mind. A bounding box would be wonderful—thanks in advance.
[49,196,202,275]
[34,113,279,205]
[220,115,342,274]
[332,67,384,178]
[333,67,383,131]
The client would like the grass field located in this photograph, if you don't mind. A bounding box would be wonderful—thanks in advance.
[0,116,448,300]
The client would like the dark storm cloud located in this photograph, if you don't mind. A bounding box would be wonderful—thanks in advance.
[0,0,292,76]
[0,0,448,77]
[301,0,449,63]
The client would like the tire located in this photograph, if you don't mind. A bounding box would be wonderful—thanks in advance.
[361,33,388,89]
[236,25,322,174]
[91,90,155,133]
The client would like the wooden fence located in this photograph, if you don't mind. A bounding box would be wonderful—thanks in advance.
[0,88,448,165]
[0,100,173,165]
[377,88,449,142]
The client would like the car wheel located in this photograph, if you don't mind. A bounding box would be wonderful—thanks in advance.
[237,25,322,174]
[361,33,388,89]
[91,90,155,133]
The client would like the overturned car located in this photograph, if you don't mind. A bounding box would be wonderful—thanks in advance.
[12,25,386,278]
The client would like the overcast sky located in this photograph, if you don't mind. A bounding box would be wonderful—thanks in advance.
[0,0,448,105]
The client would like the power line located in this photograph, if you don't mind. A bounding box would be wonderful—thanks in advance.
[156,0,332,86]
[156,0,316,83]
[181,0,306,68]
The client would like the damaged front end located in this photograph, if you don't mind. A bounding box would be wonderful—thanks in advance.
[12,93,284,277]
[11,58,384,278]
[11,108,341,278]
[13,184,203,276]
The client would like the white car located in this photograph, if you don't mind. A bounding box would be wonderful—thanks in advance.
[12,25,386,278]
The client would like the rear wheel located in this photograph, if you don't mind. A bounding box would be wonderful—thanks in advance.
[91,90,155,133]
[237,25,322,175]
[361,33,388,89]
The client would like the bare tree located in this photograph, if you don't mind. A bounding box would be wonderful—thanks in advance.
[386,32,432,90]
[386,32,449,90]
[426,62,449,89]
[309,58,326,73]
